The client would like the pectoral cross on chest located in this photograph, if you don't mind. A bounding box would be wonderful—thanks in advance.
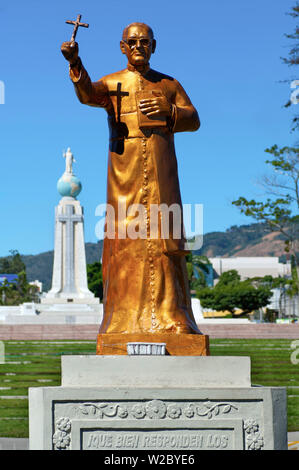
[109,82,129,122]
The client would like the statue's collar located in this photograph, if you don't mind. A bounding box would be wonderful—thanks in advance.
[127,63,150,75]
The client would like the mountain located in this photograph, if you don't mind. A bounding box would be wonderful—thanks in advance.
[196,222,289,259]
[1,223,292,292]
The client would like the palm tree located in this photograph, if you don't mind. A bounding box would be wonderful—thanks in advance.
[186,254,211,293]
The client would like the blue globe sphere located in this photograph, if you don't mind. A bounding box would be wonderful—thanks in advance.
[57,173,82,198]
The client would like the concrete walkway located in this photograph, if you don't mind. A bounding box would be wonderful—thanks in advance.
[0,434,298,450]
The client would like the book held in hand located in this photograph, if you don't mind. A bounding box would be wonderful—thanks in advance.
[136,90,167,128]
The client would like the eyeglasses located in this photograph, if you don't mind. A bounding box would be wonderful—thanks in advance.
[124,38,152,48]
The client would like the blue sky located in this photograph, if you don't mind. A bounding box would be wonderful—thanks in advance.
[0,0,297,256]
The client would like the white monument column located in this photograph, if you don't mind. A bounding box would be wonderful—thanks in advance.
[41,148,99,307]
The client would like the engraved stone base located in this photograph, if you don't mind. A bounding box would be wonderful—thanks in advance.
[29,356,287,450]
[96,333,209,356]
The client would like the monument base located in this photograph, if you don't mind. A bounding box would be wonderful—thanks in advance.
[96,333,209,356]
[29,355,287,450]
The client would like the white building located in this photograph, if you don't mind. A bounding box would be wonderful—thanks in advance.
[210,257,291,282]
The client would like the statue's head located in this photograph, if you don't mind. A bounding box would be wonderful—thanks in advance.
[120,22,156,66]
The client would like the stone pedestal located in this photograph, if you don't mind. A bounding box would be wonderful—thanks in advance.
[29,356,287,450]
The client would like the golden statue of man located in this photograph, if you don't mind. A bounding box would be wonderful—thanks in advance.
[61,22,204,345]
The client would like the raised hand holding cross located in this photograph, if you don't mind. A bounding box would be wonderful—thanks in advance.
[66,14,89,43]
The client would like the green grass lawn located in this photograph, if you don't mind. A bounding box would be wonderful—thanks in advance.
[210,339,299,432]
[0,338,298,437]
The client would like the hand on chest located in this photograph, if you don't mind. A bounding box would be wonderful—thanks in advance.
[107,73,173,128]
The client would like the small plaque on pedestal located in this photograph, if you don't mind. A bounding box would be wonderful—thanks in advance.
[127,342,166,355]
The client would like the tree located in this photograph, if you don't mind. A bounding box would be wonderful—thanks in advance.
[0,250,38,305]
[0,250,26,274]
[0,258,10,273]
[250,274,291,289]
[0,271,39,306]
[216,269,241,287]
[249,274,297,317]
[232,145,299,289]
[196,270,273,317]
[186,254,211,291]
[87,261,103,300]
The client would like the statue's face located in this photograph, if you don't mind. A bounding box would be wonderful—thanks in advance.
[120,25,156,66]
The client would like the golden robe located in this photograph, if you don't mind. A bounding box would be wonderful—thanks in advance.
[70,62,201,335]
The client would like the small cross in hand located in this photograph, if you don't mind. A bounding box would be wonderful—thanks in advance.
[66,14,89,43]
